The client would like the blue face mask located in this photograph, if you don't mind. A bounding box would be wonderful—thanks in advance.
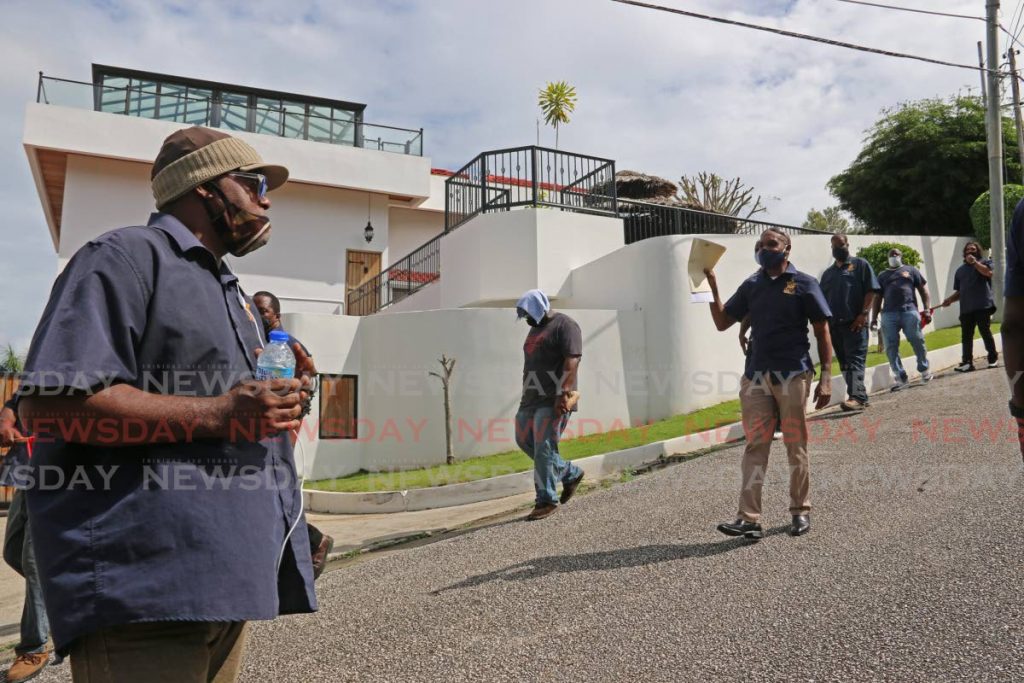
[757,249,787,270]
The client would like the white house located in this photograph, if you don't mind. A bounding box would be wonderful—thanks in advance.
[23,65,972,481]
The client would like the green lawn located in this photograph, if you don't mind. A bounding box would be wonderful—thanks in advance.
[308,323,1000,493]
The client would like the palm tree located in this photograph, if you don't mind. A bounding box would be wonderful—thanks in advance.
[0,344,23,373]
[538,81,577,149]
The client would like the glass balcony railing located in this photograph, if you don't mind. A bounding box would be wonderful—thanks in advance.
[36,74,424,156]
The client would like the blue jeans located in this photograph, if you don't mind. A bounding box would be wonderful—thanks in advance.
[3,489,49,655]
[514,405,582,506]
[881,311,930,380]
[830,321,869,403]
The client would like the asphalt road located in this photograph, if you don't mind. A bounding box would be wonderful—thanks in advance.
[35,367,1024,682]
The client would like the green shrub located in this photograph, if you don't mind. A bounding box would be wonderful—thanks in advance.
[855,242,922,277]
[969,184,1024,249]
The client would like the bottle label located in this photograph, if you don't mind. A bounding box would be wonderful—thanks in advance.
[256,367,295,381]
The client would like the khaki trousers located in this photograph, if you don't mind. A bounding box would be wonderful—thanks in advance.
[70,621,248,683]
[737,371,813,522]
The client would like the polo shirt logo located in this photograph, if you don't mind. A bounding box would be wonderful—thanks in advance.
[783,280,797,295]
[900,270,911,278]
[847,263,855,272]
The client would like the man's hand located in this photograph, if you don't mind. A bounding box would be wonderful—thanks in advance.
[225,378,303,434]
[554,393,572,418]
[704,268,718,294]
[0,425,26,449]
[291,343,318,416]
[739,333,749,355]
[870,318,879,331]
[966,254,978,266]
[922,309,933,324]
[850,312,868,333]
[813,376,832,410]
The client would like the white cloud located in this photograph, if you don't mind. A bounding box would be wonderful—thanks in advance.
[0,0,995,346]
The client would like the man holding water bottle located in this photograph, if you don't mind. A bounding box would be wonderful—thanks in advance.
[17,127,316,682]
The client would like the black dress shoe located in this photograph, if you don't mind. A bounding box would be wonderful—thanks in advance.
[716,518,763,539]
[790,514,810,536]
[560,471,585,504]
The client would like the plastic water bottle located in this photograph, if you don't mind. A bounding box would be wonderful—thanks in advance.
[256,329,296,380]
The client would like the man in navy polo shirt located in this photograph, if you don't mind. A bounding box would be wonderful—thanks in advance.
[17,127,316,681]
[872,247,933,391]
[1004,201,1024,462]
[940,241,998,372]
[819,233,880,411]
[705,228,833,539]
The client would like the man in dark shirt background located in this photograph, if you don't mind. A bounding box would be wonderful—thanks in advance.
[940,241,998,372]
[0,398,50,683]
[819,233,880,411]
[873,247,933,391]
[253,290,333,578]
[513,289,585,521]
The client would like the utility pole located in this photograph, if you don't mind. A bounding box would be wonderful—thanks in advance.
[979,41,989,109]
[1008,46,1024,183]
[986,0,1007,319]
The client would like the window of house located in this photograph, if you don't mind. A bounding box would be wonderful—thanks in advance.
[319,374,357,439]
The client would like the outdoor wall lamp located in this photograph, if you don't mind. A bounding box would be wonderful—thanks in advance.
[364,194,374,243]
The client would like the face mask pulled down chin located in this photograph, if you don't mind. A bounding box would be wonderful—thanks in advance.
[888,256,902,268]
[757,249,787,270]
[202,183,271,257]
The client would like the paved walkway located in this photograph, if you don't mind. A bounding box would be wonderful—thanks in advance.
[28,367,1024,680]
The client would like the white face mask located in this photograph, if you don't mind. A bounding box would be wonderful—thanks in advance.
[888,256,902,268]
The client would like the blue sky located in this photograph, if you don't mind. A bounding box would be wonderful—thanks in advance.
[0,0,990,350]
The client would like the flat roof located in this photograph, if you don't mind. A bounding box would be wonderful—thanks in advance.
[91,64,368,114]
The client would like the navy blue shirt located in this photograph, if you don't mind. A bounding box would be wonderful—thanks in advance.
[1008,199,1024,297]
[18,213,316,652]
[819,256,880,323]
[878,265,925,313]
[954,258,996,314]
[724,263,832,379]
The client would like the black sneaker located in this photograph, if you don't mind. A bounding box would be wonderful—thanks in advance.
[716,518,763,539]
[954,362,974,373]
[560,471,585,505]
[789,514,811,537]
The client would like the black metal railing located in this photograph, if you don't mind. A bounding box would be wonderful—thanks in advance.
[346,233,442,316]
[445,146,617,231]
[36,74,424,156]
[619,199,828,243]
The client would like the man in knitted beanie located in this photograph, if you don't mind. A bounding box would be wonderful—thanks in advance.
[17,127,317,682]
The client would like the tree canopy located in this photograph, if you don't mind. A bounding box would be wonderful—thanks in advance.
[802,206,864,234]
[827,96,1021,236]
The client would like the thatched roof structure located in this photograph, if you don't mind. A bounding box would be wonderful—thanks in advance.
[614,170,678,200]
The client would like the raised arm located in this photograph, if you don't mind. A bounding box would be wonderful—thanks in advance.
[705,269,737,331]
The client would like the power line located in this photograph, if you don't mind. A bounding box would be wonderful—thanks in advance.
[1007,0,1024,44]
[833,0,983,22]
[611,0,998,74]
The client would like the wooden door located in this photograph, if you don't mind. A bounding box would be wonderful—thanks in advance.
[346,250,382,315]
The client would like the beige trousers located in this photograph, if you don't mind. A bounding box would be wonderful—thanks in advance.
[737,371,813,522]
[70,621,248,683]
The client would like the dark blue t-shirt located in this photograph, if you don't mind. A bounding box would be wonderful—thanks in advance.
[819,256,880,323]
[724,263,832,378]
[1008,199,1024,297]
[18,213,316,652]
[878,265,925,313]
[954,258,995,314]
